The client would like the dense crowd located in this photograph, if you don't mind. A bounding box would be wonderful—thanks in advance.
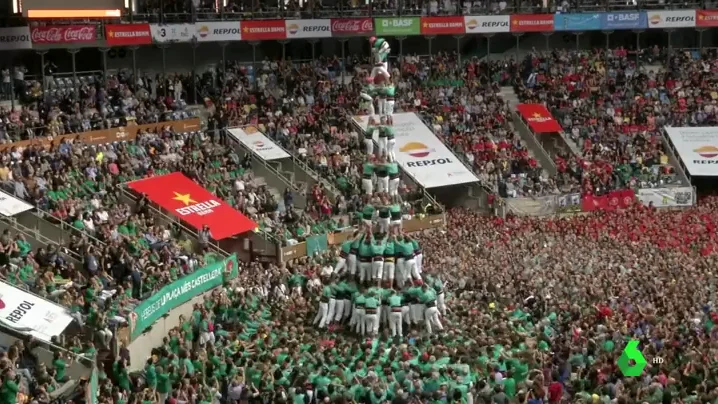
[2,40,718,404]
[83,198,718,404]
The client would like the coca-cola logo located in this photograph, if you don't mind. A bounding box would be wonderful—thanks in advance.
[331,19,373,33]
[31,26,95,43]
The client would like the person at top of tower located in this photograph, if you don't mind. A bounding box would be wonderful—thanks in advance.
[369,36,391,81]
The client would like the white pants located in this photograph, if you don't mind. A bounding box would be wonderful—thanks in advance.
[425,305,444,334]
[378,216,390,233]
[360,93,374,115]
[343,299,352,319]
[351,307,365,335]
[377,98,386,115]
[387,138,396,162]
[370,62,390,80]
[377,136,387,158]
[389,309,403,337]
[381,305,389,325]
[199,331,215,346]
[314,302,328,326]
[383,261,395,281]
[389,177,400,196]
[391,219,402,231]
[410,303,424,324]
[324,298,337,327]
[415,253,423,274]
[364,138,374,156]
[362,177,373,195]
[362,218,373,229]
[334,257,347,275]
[396,258,407,287]
[385,100,395,116]
[364,312,379,335]
[377,176,389,194]
[359,262,372,282]
[334,299,346,322]
[405,258,420,282]
[437,292,446,316]
[348,254,357,275]
[371,260,384,280]
[402,306,411,325]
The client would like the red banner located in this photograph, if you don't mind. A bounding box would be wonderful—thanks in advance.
[31,25,96,44]
[127,172,257,240]
[510,14,554,32]
[697,10,718,27]
[516,104,562,133]
[241,20,286,41]
[582,190,635,212]
[105,24,152,46]
[420,16,465,35]
[330,18,374,36]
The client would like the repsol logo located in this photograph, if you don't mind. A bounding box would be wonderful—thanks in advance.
[666,16,694,22]
[406,158,453,167]
[482,21,508,27]
[693,159,718,164]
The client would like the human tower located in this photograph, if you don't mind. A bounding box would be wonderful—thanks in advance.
[359,37,399,196]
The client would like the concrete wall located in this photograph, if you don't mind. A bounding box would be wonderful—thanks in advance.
[125,290,213,372]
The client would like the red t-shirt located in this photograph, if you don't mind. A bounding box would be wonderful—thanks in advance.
[548,382,563,403]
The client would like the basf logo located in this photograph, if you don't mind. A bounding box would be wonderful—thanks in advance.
[285,19,332,38]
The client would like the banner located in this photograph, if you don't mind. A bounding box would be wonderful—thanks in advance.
[88,367,99,404]
[105,24,152,46]
[306,234,328,256]
[647,10,695,28]
[420,16,465,35]
[557,193,582,214]
[241,20,286,40]
[601,12,647,29]
[226,126,290,160]
[129,255,237,340]
[127,172,257,239]
[0,27,31,50]
[636,187,694,208]
[0,118,200,152]
[554,13,601,31]
[31,25,96,44]
[582,190,635,212]
[696,10,718,27]
[352,113,479,188]
[464,15,510,33]
[664,126,718,176]
[285,19,331,38]
[330,18,374,36]
[194,22,241,42]
[150,24,193,43]
[516,104,563,133]
[0,190,33,216]
[510,14,554,32]
[0,281,74,343]
[374,17,421,36]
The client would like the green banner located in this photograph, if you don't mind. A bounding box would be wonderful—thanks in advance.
[306,234,328,257]
[129,254,238,340]
[375,17,420,36]
[88,366,98,404]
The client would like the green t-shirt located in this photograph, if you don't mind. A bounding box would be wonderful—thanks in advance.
[53,359,67,381]
[0,379,18,404]
[144,364,157,388]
